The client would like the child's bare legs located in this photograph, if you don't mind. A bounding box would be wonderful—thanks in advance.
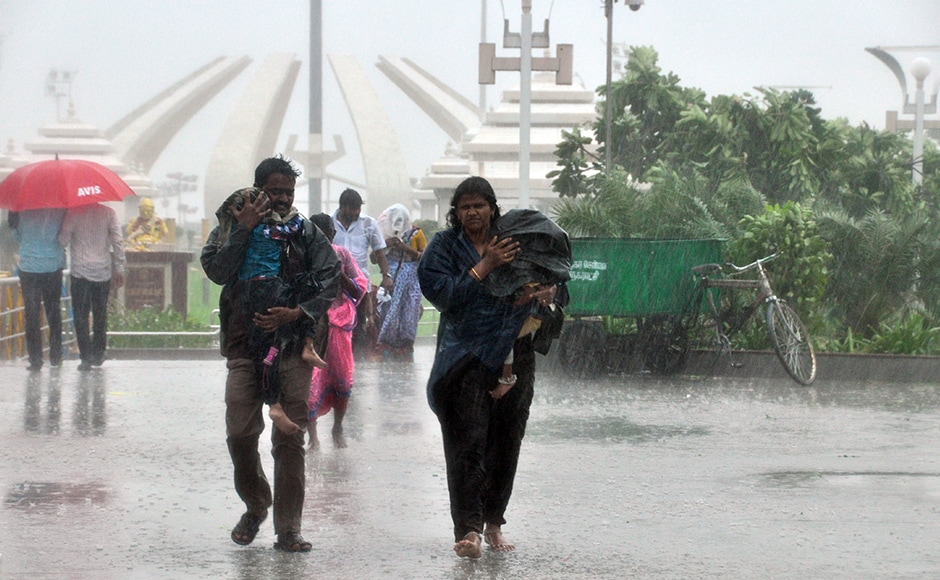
[491,361,516,400]
[301,336,327,369]
[308,419,320,451]
[268,402,300,435]
[332,398,348,448]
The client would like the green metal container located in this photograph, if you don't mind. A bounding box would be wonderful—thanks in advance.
[566,238,725,317]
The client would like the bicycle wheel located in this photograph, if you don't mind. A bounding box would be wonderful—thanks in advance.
[559,320,606,377]
[641,315,690,375]
[766,301,817,385]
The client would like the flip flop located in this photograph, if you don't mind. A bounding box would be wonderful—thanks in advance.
[231,510,267,546]
[273,532,312,553]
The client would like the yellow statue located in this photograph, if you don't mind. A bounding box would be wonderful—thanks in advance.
[126,197,168,251]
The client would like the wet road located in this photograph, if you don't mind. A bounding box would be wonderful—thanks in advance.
[1,342,939,578]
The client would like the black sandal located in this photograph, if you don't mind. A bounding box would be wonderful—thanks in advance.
[231,510,267,546]
[273,531,312,553]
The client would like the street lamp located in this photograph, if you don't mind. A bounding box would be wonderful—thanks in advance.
[911,57,931,186]
[478,1,572,208]
[605,0,643,175]
[866,46,940,186]
[45,69,76,122]
[164,172,198,232]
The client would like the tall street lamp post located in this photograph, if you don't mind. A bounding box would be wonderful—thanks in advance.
[165,172,198,232]
[867,46,940,186]
[911,57,931,186]
[479,1,572,208]
[604,0,643,175]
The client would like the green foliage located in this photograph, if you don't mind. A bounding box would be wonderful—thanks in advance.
[730,314,773,351]
[552,168,640,236]
[731,202,830,317]
[602,46,708,179]
[187,267,221,327]
[108,305,214,348]
[548,127,600,198]
[0,221,16,275]
[862,313,940,355]
[548,43,940,354]
[818,121,916,218]
[665,88,833,204]
[921,140,940,213]
[644,169,765,239]
[551,166,763,240]
[824,313,940,355]
[816,208,928,338]
[916,240,940,326]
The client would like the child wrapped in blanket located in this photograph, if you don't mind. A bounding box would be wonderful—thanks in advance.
[216,187,328,434]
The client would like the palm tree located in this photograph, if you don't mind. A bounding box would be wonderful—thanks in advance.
[817,208,928,337]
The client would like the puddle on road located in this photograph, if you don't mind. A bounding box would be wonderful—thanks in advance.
[761,470,940,488]
[5,481,111,509]
[530,415,710,444]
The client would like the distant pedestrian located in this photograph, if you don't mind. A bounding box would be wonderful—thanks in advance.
[332,188,391,357]
[12,209,67,370]
[58,203,125,370]
[307,213,369,449]
[376,203,427,361]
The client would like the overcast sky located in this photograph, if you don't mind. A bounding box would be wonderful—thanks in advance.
[1,0,938,215]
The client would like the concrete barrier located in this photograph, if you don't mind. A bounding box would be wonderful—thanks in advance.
[107,339,940,384]
[684,350,940,384]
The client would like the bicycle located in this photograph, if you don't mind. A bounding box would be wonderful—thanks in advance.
[682,250,817,385]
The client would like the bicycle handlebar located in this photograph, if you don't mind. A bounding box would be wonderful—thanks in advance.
[724,250,779,273]
[692,249,780,276]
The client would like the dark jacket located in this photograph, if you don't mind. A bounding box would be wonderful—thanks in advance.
[201,216,340,358]
[418,227,533,413]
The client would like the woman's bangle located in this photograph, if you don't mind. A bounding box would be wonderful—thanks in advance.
[469,267,483,282]
[498,374,517,385]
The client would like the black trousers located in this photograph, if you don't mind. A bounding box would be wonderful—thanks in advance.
[433,336,535,541]
[19,270,63,366]
[71,277,111,364]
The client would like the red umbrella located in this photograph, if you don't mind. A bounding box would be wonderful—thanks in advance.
[0,158,136,211]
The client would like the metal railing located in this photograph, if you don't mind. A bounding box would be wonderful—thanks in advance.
[0,274,76,362]
[2,270,435,361]
[417,305,439,337]
[106,309,220,349]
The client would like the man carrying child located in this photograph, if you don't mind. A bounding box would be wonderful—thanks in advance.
[201,155,340,553]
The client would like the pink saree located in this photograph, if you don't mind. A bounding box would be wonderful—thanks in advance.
[309,245,369,419]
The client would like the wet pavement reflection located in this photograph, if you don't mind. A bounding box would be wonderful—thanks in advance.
[1,343,939,578]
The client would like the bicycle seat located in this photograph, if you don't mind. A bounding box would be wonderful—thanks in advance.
[692,263,723,275]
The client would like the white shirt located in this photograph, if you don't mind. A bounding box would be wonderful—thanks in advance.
[332,211,386,273]
[58,204,125,282]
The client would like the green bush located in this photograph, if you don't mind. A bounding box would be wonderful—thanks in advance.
[859,313,940,355]
[188,266,221,326]
[108,305,214,349]
[731,202,830,339]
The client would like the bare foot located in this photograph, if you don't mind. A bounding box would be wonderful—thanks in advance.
[332,424,347,448]
[269,404,300,435]
[483,525,515,552]
[454,531,483,559]
[302,344,328,369]
[308,425,320,451]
